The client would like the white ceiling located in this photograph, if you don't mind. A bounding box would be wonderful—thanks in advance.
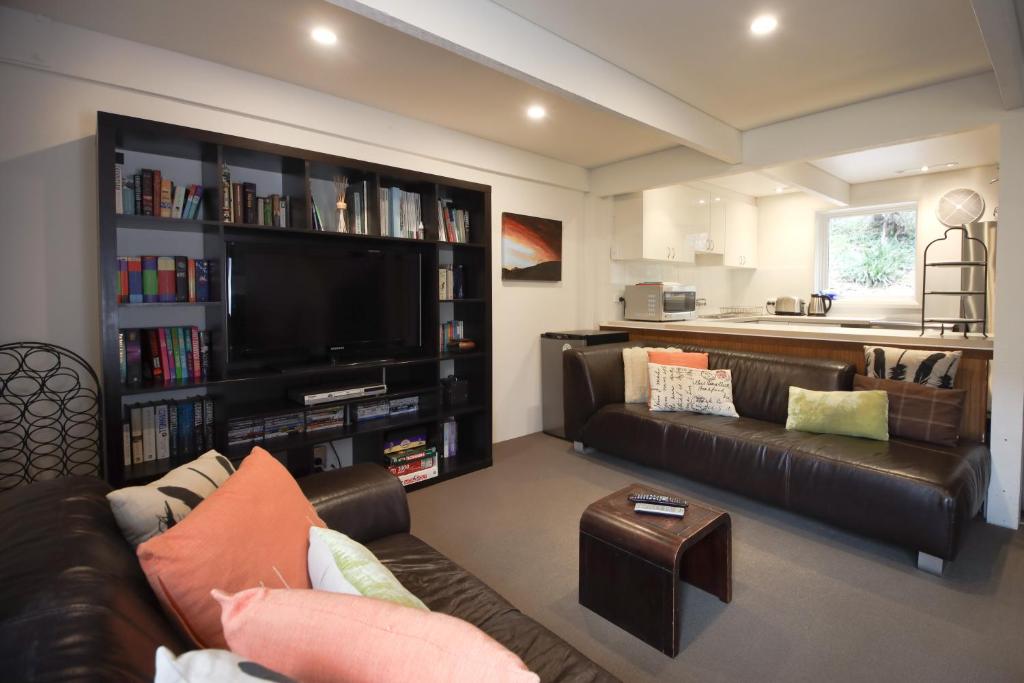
[1,0,679,168]
[811,126,1000,183]
[493,0,993,129]
[704,173,796,198]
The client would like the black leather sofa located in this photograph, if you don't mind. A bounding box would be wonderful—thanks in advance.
[0,465,616,683]
[563,342,990,573]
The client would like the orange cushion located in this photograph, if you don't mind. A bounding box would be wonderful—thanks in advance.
[646,350,709,369]
[137,447,324,648]
[214,587,540,683]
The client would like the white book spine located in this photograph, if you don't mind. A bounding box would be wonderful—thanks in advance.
[141,405,156,462]
[155,403,170,460]
[114,162,124,214]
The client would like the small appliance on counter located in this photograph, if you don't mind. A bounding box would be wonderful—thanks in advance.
[623,283,698,321]
[807,292,835,317]
[766,296,805,316]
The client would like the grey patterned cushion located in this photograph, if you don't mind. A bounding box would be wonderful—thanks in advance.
[864,345,961,389]
[106,450,235,547]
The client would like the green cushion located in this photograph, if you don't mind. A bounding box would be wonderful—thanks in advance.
[786,387,889,441]
[309,527,428,610]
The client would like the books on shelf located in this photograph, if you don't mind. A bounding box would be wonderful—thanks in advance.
[123,395,215,466]
[118,326,210,387]
[115,160,204,220]
[436,198,470,243]
[441,418,458,459]
[440,320,465,347]
[438,264,466,300]
[221,165,290,227]
[383,429,439,485]
[117,256,214,304]
[379,186,424,239]
[347,180,370,235]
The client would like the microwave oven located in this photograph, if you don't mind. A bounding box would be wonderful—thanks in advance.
[623,283,698,321]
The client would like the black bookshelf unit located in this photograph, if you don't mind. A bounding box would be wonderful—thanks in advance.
[98,112,493,490]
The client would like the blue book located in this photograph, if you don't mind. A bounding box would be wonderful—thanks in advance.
[195,260,210,302]
[177,400,194,460]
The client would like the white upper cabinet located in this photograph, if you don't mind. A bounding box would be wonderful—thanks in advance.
[611,186,696,263]
[722,201,758,268]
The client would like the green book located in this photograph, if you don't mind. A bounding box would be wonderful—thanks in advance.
[141,255,158,302]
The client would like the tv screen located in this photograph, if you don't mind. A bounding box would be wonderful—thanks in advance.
[227,241,422,367]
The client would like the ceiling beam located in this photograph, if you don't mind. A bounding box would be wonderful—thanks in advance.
[758,163,850,206]
[329,0,742,164]
[971,0,1024,109]
[590,73,1007,196]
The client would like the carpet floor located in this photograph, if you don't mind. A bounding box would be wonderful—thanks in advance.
[406,432,1024,683]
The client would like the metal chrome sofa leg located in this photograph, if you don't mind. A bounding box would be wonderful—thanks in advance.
[917,552,944,575]
[573,441,594,454]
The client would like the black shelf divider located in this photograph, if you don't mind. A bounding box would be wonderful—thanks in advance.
[99,112,492,489]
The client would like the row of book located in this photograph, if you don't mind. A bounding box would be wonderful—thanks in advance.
[122,396,215,467]
[440,320,465,348]
[114,157,204,220]
[438,265,467,300]
[437,198,471,243]
[119,327,210,387]
[380,186,424,239]
[382,420,458,487]
[221,166,291,227]
[117,256,213,304]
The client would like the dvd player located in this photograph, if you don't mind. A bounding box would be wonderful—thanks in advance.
[289,383,387,406]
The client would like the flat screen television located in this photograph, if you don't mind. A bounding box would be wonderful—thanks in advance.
[227,241,422,368]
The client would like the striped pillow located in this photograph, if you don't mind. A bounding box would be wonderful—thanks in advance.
[853,375,965,446]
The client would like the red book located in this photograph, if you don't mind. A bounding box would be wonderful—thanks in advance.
[146,329,163,383]
[157,256,176,302]
[158,327,173,384]
[141,169,154,216]
[152,170,162,216]
[388,456,435,477]
[190,327,201,380]
[187,259,196,303]
[117,257,128,303]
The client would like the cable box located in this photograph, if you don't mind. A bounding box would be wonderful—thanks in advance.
[289,383,387,406]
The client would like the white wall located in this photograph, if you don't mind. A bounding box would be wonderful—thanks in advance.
[732,165,1000,320]
[0,8,587,444]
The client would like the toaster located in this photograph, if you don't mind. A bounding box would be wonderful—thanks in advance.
[767,296,806,316]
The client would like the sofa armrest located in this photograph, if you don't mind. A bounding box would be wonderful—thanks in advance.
[563,341,639,442]
[299,463,410,543]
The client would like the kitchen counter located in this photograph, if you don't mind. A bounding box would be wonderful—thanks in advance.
[600,316,993,351]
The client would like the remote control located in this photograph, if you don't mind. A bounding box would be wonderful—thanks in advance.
[634,502,686,518]
[628,492,688,508]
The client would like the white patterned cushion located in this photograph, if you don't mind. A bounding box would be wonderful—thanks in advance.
[106,450,235,547]
[648,364,739,417]
[622,346,679,403]
[864,346,961,389]
[154,646,296,683]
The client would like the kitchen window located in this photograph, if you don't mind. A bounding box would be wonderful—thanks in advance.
[815,202,918,302]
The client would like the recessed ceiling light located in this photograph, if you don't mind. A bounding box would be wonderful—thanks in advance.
[311,26,337,46]
[714,197,721,202]
[775,186,785,193]
[526,105,547,120]
[920,165,930,172]
[946,162,958,168]
[698,198,706,204]
[750,14,778,36]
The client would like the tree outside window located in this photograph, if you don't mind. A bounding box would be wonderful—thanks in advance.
[821,205,917,300]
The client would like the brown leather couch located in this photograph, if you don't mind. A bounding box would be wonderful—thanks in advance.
[0,465,617,683]
[563,342,989,570]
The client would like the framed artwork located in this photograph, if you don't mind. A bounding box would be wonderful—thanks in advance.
[501,212,562,282]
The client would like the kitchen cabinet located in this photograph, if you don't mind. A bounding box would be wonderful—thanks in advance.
[690,198,758,267]
[611,186,696,263]
[722,201,758,268]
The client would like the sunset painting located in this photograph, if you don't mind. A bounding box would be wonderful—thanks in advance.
[501,212,562,281]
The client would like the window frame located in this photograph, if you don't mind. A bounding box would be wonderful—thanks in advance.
[814,201,920,306]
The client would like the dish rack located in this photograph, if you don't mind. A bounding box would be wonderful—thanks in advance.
[920,226,988,338]
[719,305,763,316]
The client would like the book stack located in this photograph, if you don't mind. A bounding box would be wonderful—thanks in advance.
[263,411,305,440]
[383,432,438,486]
[220,165,290,227]
[440,320,465,348]
[121,396,215,467]
[119,327,210,387]
[227,409,305,447]
[379,186,424,239]
[436,198,470,243]
[115,156,204,219]
[438,264,466,300]
[441,418,458,459]
[305,403,347,433]
[227,415,265,447]
[117,256,213,304]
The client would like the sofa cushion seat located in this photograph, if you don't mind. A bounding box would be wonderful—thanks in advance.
[582,403,989,559]
[367,533,616,683]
